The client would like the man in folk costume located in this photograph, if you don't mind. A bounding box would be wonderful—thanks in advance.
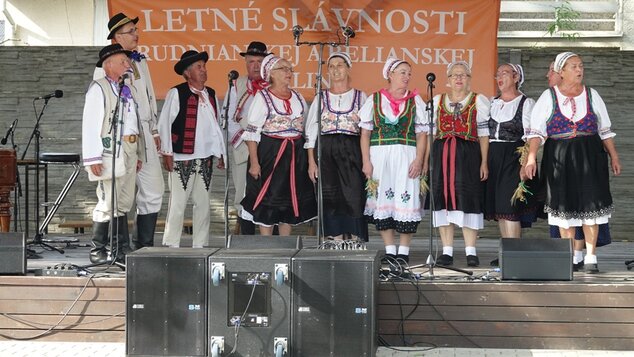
[82,44,145,264]
[158,50,226,248]
[94,13,164,250]
[223,41,271,234]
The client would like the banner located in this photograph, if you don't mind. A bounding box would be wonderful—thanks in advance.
[108,0,501,100]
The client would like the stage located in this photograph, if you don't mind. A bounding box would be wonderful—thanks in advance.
[0,235,633,352]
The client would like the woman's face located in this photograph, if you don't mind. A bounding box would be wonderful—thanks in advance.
[328,57,350,84]
[388,63,411,90]
[269,59,293,87]
[448,64,470,92]
[495,64,518,92]
[560,56,584,85]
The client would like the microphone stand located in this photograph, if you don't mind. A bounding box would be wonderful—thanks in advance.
[222,75,236,247]
[408,78,472,278]
[294,29,353,243]
[8,125,23,233]
[23,98,64,256]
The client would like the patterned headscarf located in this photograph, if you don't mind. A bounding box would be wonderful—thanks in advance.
[382,57,407,80]
[507,63,525,88]
[260,54,282,82]
[554,52,578,73]
[446,60,471,77]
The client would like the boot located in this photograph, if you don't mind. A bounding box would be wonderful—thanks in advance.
[132,213,158,250]
[90,221,109,264]
[110,214,132,262]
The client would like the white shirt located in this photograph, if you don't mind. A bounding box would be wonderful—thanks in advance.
[489,94,535,142]
[241,90,308,143]
[358,91,429,133]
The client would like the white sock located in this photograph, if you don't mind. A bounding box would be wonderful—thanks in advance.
[167,244,179,248]
[385,245,397,256]
[584,254,598,264]
[192,245,203,249]
[398,246,410,256]
[465,246,477,256]
[573,250,584,264]
[442,246,453,256]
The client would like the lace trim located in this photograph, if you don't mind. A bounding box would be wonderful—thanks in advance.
[545,205,614,220]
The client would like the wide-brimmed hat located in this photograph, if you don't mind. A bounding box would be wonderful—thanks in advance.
[174,50,209,75]
[107,13,139,40]
[239,41,271,57]
[96,43,132,68]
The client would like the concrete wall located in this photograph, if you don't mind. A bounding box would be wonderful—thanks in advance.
[0,46,632,240]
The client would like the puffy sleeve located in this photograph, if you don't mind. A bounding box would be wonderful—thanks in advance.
[526,89,553,145]
[241,91,268,143]
[414,95,430,133]
[157,88,180,156]
[358,94,375,131]
[82,83,106,166]
[590,88,616,140]
[304,95,321,149]
[476,93,490,137]
[521,96,536,141]
[430,94,442,136]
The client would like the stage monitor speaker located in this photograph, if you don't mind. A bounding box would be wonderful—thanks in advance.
[126,247,218,357]
[500,238,572,281]
[291,249,380,357]
[208,248,299,356]
[0,232,26,275]
[227,234,303,249]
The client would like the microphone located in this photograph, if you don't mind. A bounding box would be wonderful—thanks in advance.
[228,70,239,81]
[342,26,356,46]
[426,72,436,83]
[34,90,63,100]
[119,71,132,85]
[1,118,18,145]
[292,25,304,45]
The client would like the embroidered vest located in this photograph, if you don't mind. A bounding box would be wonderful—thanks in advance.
[436,93,478,142]
[171,82,217,154]
[546,87,598,140]
[318,89,363,135]
[259,89,305,135]
[488,95,526,141]
[369,92,417,147]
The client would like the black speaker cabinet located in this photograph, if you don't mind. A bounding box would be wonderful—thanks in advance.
[208,248,299,356]
[126,247,218,356]
[0,232,26,275]
[227,235,303,249]
[500,238,572,281]
[291,250,380,357]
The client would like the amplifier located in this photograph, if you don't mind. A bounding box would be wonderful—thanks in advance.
[0,232,26,275]
[226,235,303,249]
[500,238,572,281]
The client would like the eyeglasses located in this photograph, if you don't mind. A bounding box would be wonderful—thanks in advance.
[449,73,470,79]
[118,27,138,36]
[272,66,293,73]
[494,71,515,80]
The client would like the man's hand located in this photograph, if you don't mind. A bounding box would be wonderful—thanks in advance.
[217,157,225,169]
[153,136,161,151]
[163,155,174,172]
[90,163,103,177]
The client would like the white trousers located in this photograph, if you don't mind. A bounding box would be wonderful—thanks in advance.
[135,120,164,215]
[162,166,212,248]
[93,142,137,222]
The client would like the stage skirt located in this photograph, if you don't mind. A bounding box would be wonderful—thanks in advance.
[241,134,317,226]
[364,144,424,234]
[485,140,538,221]
[542,134,613,228]
[318,134,368,240]
[431,136,484,229]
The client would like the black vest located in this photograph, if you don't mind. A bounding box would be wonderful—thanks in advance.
[488,95,526,141]
[171,82,217,153]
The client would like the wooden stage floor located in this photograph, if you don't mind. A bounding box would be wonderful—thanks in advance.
[1,234,633,351]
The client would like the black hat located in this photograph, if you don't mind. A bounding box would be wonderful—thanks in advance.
[174,50,209,75]
[96,44,132,68]
[107,12,139,40]
[239,41,271,57]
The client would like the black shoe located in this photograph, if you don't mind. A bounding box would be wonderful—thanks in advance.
[381,253,397,264]
[436,254,453,266]
[466,255,480,267]
[573,260,584,272]
[396,254,409,263]
[584,263,599,274]
[90,221,109,264]
[89,249,107,264]
[132,213,158,250]
[490,258,499,267]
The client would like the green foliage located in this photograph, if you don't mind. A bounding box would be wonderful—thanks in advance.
[547,0,581,40]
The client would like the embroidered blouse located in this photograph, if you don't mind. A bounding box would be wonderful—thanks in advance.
[241,89,307,142]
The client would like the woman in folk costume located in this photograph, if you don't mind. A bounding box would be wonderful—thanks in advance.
[525,52,621,273]
[240,54,317,235]
[486,63,539,266]
[358,57,428,263]
[430,61,490,267]
[305,52,369,241]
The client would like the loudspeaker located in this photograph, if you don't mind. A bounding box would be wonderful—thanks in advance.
[291,250,380,357]
[126,247,218,356]
[0,232,26,275]
[500,238,572,281]
[208,248,299,356]
[227,234,303,249]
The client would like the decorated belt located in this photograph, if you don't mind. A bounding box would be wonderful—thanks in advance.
[122,135,138,143]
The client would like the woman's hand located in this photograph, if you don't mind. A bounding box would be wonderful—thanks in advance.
[362,160,373,180]
[249,162,261,179]
[308,160,318,184]
[408,157,423,179]
[480,161,488,181]
[524,156,537,180]
[611,155,622,176]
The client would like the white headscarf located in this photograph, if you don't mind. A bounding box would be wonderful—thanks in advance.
[260,54,282,82]
[382,57,407,80]
[554,52,578,73]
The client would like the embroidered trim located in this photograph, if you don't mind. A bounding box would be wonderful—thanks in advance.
[545,205,614,220]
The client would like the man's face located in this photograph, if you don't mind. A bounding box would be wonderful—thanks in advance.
[114,22,139,50]
[546,62,561,87]
[245,55,264,80]
[104,53,131,80]
[184,60,208,87]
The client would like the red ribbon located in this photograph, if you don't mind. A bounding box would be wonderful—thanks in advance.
[441,136,458,210]
[380,88,419,117]
[247,79,269,96]
[253,135,300,217]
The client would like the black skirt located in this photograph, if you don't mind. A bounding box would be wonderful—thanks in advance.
[542,134,613,220]
[317,134,368,240]
[241,135,317,226]
[431,137,484,214]
[485,141,538,221]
